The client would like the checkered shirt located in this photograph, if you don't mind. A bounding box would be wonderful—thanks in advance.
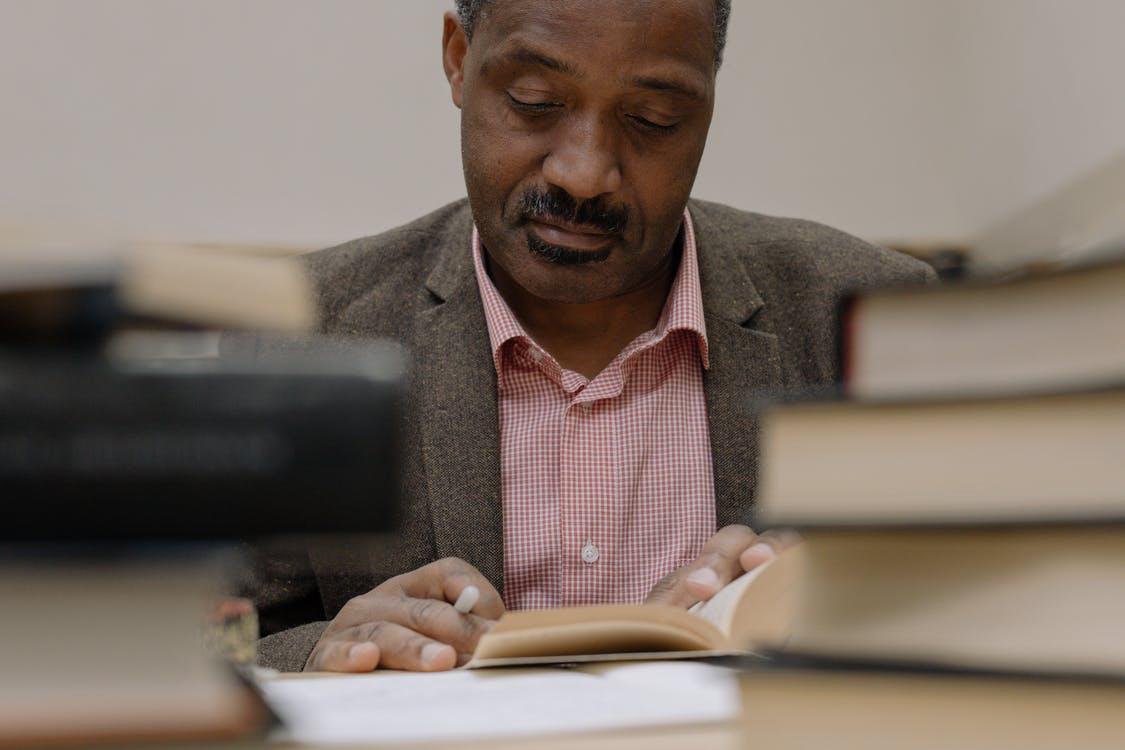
[471,209,716,610]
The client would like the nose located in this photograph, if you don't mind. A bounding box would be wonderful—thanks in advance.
[541,113,623,200]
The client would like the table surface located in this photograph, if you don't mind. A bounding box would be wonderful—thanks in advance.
[258,669,744,750]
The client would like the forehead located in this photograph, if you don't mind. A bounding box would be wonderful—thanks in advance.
[473,0,715,86]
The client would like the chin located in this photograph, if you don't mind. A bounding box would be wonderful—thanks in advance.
[520,263,620,305]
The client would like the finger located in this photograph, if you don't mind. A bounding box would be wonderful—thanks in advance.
[739,541,776,571]
[685,525,761,598]
[647,566,713,608]
[344,621,458,672]
[739,530,802,572]
[400,595,496,654]
[439,567,505,620]
[330,591,494,655]
[306,638,381,673]
[646,526,759,608]
[425,559,506,620]
[645,570,691,607]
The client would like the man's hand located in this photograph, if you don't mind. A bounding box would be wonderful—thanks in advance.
[305,557,504,673]
[645,525,798,608]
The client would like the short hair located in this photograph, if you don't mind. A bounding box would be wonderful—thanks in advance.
[454,0,733,70]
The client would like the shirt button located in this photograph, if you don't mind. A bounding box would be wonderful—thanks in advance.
[581,542,600,565]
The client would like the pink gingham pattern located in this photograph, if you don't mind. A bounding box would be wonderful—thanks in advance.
[472,210,716,610]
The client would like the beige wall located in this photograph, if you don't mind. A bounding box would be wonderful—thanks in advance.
[1,0,1123,259]
[707,0,966,243]
[950,0,1125,267]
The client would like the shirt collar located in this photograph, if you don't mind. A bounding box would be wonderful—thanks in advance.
[471,207,710,375]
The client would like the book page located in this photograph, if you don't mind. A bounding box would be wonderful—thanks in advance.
[690,564,769,633]
[470,603,725,666]
[689,547,804,649]
[260,662,739,745]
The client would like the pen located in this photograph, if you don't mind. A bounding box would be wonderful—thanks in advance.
[453,585,480,614]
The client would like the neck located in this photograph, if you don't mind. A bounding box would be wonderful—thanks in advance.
[486,240,682,379]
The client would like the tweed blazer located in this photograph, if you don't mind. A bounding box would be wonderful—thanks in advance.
[240,198,935,671]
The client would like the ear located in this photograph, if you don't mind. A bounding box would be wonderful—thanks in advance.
[442,11,469,109]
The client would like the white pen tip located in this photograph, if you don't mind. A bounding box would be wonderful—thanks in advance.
[453,585,480,614]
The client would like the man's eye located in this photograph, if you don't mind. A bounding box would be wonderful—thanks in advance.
[628,114,679,134]
[507,93,559,112]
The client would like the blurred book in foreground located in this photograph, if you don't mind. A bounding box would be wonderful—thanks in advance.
[755,388,1125,526]
[2,225,402,541]
[0,345,402,542]
[0,230,406,746]
[741,257,1125,745]
[843,258,1125,400]
[747,393,1125,743]
[0,343,403,743]
[765,527,1125,676]
[740,658,1125,750]
[0,230,316,344]
[755,391,1125,676]
[0,560,268,747]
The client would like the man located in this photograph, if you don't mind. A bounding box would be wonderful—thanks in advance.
[246,0,934,673]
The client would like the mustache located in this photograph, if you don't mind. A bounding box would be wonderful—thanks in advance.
[526,232,611,265]
[517,187,630,235]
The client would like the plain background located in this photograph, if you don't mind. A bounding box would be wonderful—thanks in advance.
[2,0,1123,267]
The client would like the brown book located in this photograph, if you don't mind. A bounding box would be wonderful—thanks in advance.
[780,527,1125,676]
[756,388,1125,526]
[843,259,1125,400]
[740,660,1125,750]
[467,548,802,668]
[0,562,266,747]
[1,234,316,339]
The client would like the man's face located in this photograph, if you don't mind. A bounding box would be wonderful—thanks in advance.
[447,0,717,304]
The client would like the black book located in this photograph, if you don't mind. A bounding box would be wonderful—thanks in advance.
[0,342,401,542]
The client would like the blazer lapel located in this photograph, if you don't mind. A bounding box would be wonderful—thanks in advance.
[414,216,505,592]
[691,202,783,530]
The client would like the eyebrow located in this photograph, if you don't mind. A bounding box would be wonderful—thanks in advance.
[504,47,579,77]
[630,75,707,102]
[495,43,708,101]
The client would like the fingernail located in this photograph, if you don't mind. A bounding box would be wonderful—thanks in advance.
[744,542,776,565]
[687,567,721,591]
[348,643,376,662]
[421,643,452,668]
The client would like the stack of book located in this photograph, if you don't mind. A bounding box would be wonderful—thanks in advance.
[742,259,1125,747]
[0,234,401,746]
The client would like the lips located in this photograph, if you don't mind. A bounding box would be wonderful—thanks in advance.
[527,219,617,251]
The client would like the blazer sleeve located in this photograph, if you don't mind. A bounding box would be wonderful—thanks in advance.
[232,541,328,671]
[257,621,330,673]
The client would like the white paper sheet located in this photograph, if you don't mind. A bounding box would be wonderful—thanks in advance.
[260,661,739,745]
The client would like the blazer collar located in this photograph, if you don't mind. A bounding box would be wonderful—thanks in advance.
[424,203,477,304]
[416,202,506,591]
[690,200,766,326]
[689,200,782,531]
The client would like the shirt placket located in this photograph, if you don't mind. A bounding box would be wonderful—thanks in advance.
[475,212,713,611]
[560,386,620,605]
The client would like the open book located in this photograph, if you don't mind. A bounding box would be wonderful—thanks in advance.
[467,547,802,668]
